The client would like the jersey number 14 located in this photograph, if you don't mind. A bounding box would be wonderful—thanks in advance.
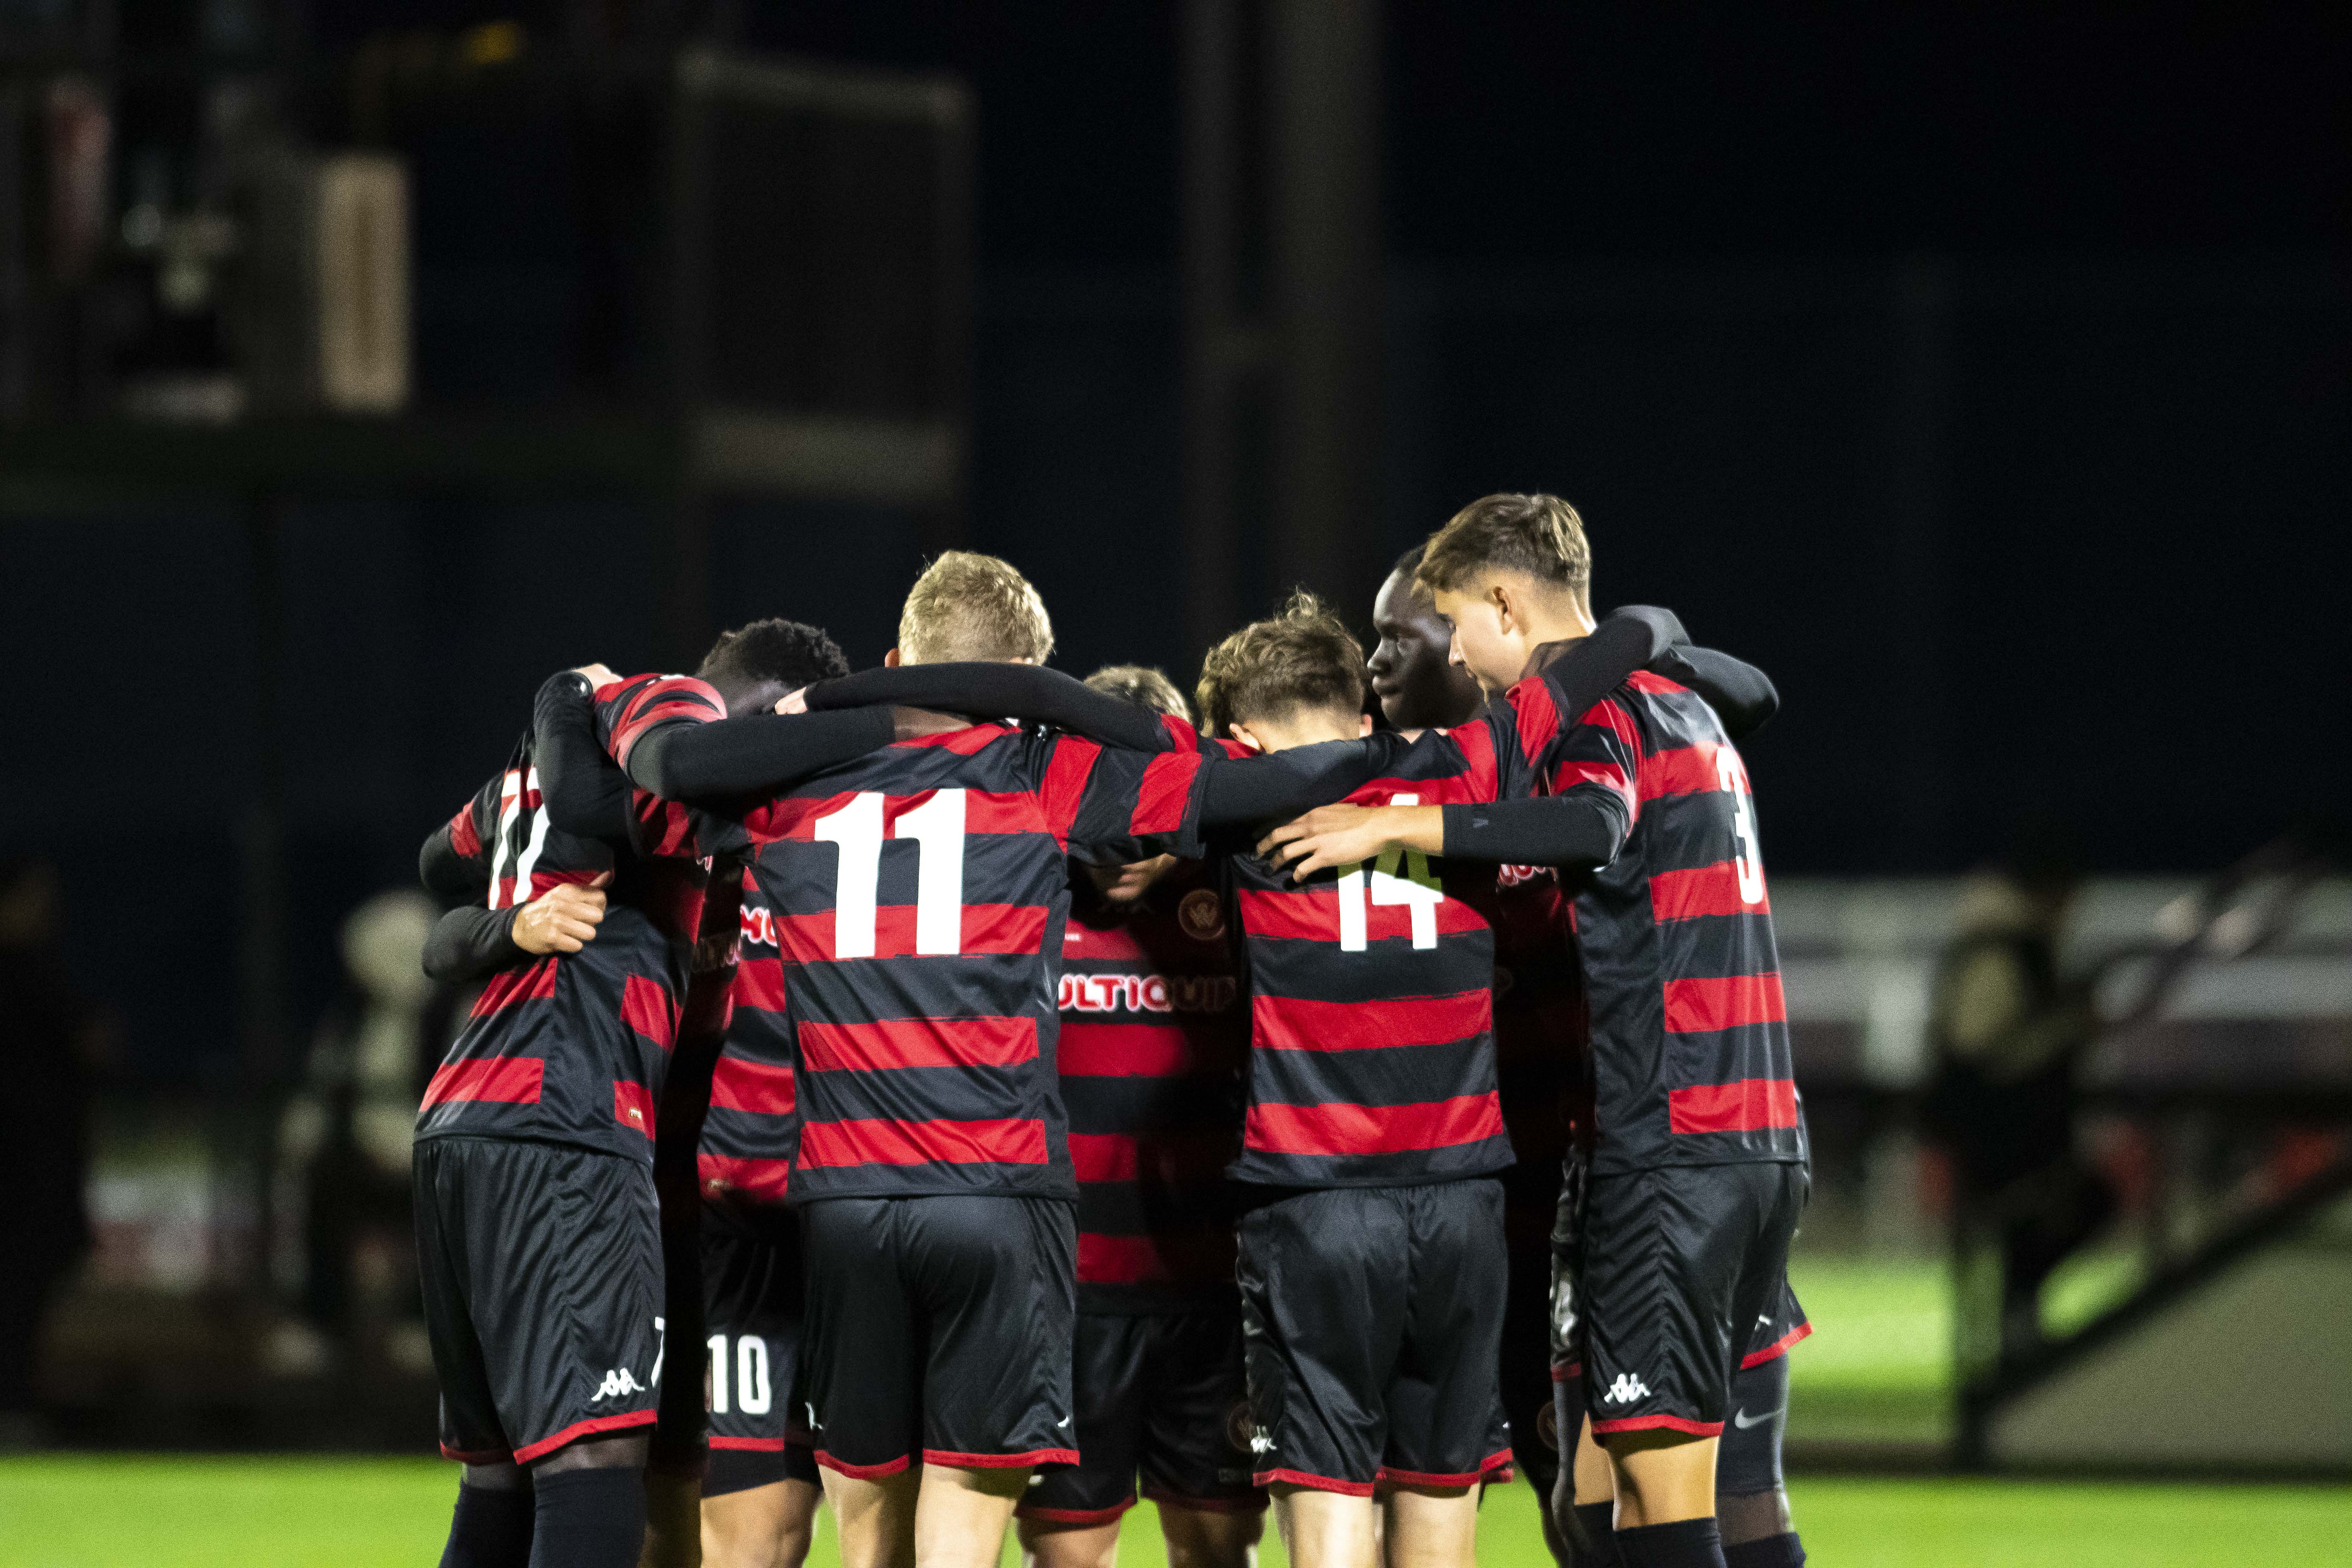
[1336,792,1446,952]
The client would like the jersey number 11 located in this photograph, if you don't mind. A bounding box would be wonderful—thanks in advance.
[812,788,968,958]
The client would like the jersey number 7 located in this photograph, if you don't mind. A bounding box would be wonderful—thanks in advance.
[812,789,968,959]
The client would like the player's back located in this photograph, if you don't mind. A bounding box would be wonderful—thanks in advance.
[417,733,712,1161]
[1220,724,1519,1188]
[1558,668,1802,1175]
[738,718,1200,1204]
[698,868,798,1208]
[1058,862,1247,1310]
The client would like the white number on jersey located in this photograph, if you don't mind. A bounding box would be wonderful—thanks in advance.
[1717,751,1766,904]
[1335,793,1446,952]
[487,766,549,910]
[706,1333,772,1417]
[811,789,969,959]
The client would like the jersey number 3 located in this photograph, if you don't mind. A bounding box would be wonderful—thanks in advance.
[812,789,967,958]
[1717,751,1766,904]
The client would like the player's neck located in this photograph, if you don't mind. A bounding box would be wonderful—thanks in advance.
[1505,599,1598,681]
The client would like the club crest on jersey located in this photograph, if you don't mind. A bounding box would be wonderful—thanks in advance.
[1179,888,1226,942]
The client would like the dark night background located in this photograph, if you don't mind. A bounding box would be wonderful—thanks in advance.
[3,3,2346,1080]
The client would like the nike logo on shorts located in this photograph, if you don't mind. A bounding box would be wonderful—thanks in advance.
[1731,1406,1781,1430]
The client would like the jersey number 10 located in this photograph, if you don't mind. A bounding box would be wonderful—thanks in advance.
[812,789,968,958]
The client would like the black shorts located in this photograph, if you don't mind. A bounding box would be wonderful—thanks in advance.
[1500,1231,1562,1498]
[415,1136,663,1464]
[1019,1310,1266,1525]
[701,1203,817,1496]
[1568,1161,1806,1440]
[800,1193,1078,1478]
[1237,1180,1513,1495]
[1742,1273,1811,1371]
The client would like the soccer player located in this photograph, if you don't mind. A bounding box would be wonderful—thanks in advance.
[1369,544,1584,1567]
[1015,664,1263,1568]
[1269,495,1810,1568]
[413,628,934,1568]
[580,554,1213,1568]
[686,623,861,1568]
[1192,593,1671,1568]
[1363,547,1809,1568]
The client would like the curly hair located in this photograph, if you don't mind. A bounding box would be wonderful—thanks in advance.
[1195,591,1366,738]
[697,617,851,692]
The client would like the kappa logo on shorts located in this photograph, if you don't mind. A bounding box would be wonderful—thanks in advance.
[1248,1424,1277,1456]
[1601,1373,1650,1405]
[592,1368,646,1401]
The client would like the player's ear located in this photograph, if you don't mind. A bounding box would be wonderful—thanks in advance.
[1489,579,1515,634]
[1357,712,1374,737]
[884,647,902,667]
[1228,722,1268,755]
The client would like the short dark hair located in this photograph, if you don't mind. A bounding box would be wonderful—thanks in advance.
[1391,542,1427,581]
[1416,492,1592,603]
[1083,664,1193,726]
[1195,591,1367,738]
[698,618,851,693]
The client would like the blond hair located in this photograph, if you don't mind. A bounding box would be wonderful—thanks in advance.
[1415,492,1592,604]
[1084,664,1194,726]
[1195,591,1366,738]
[896,551,1056,665]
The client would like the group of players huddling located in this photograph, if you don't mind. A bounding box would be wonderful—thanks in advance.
[412,493,1811,1568]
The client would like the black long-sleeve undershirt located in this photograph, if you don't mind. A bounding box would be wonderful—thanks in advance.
[1661,645,1778,742]
[1193,607,1680,833]
[531,670,899,815]
[533,674,641,844]
[416,821,525,982]
[802,662,1177,755]
[1438,798,1626,869]
[422,904,524,983]
[1437,642,1780,867]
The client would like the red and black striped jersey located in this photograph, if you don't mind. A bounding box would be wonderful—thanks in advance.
[697,868,798,1210]
[1058,862,1247,1313]
[1219,716,1541,1189]
[1527,667,1805,1175]
[1489,865,1587,1200]
[705,716,1205,1203]
[414,675,740,1163]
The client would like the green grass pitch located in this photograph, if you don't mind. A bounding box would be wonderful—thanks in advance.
[2,1456,2346,1567]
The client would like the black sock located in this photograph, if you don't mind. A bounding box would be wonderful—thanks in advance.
[1569,1502,1623,1566]
[439,1483,533,1568]
[1724,1532,1806,1568]
[528,1467,645,1568]
[1613,1517,1726,1568]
